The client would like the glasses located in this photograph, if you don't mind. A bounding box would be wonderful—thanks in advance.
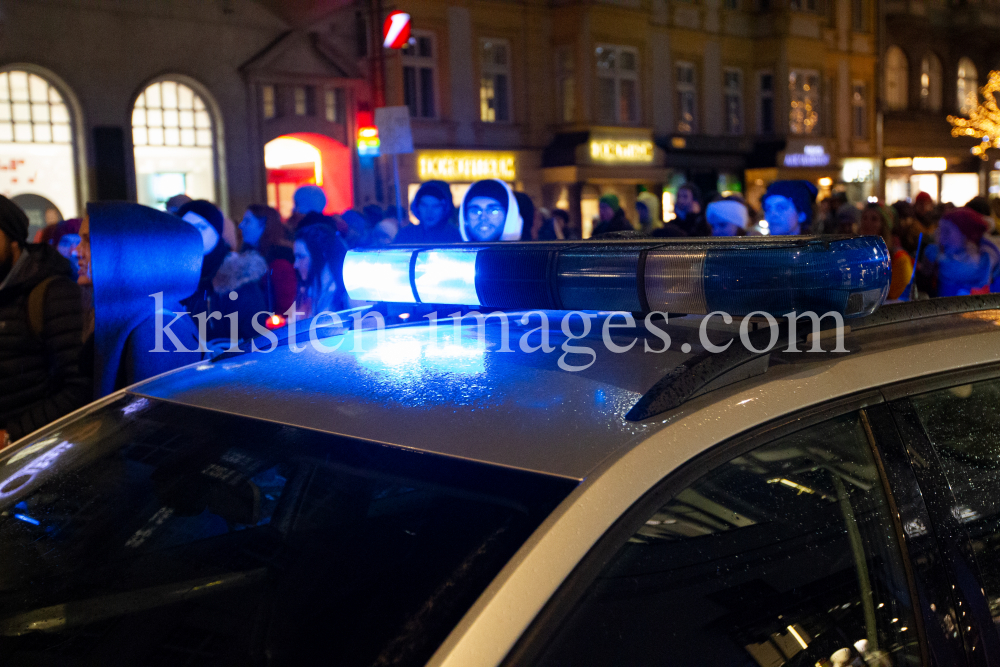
[467,205,505,221]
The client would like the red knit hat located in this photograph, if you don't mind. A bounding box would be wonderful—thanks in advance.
[915,191,933,205]
[942,207,989,244]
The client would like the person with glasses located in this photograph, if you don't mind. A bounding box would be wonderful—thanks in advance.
[459,179,523,243]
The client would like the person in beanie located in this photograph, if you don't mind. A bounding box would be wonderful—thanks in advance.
[761,180,818,235]
[593,194,633,236]
[0,195,89,447]
[706,199,749,236]
[459,179,522,242]
[924,207,997,296]
[396,180,462,244]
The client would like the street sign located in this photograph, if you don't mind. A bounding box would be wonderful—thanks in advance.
[374,106,414,155]
[383,11,411,49]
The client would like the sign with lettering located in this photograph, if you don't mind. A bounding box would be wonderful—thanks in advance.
[589,139,655,163]
[417,151,517,182]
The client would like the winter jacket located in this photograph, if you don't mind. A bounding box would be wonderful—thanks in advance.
[671,211,712,237]
[88,202,204,398]
[184,250,269,343]
[925,243,995,297]
[395,220,464,244]
[592,209,634,237]
[0,244,89,441]
[265,245,297,315]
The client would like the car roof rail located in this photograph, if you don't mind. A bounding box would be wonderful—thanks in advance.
[626,294,1000,422]
[851,293,1000,331]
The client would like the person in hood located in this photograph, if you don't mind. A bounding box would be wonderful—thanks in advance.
[0,195,88,447]
[592,194,634,236]
[240,204,297,315]
[396,180,463,244]
[80,202,203,398]
[762,180,817,235]
[706,199,749,236]
[636,191,662,234]
[179,200,268,343]
[925,207,998,296]
[459,179,523,242]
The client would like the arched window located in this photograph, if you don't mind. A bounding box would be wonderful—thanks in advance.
[920,53,942,112]
[0,67,81,237]
[957,57,979,115]
[132,78,219,209]
[884,46,908,111]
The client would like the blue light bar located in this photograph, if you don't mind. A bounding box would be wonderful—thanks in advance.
[342,237,891,319]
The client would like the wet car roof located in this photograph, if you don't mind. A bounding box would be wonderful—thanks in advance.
[132,309,1000,480]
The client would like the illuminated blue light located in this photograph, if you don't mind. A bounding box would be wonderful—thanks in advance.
[14,513,39,526]
[414,249,480,306]
[343,249,416,303]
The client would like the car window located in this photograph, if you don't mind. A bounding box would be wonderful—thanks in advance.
[534,412,921,667]
[0,396,574,667]
[910,377,1000,630]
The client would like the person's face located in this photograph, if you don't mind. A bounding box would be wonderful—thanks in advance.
[709,220,739,237]
[916,198,934,215]
[676,188,694,214]
[598,202,614,223]
[239,211,265,247]
[937,220,969,253]
[416,195,447,227]
[858,209,883,237]
[182,211,220,255]
[293,240,311,281]
[466,196,506,241]
[77,216,91,286]
[763,195,803,235]
[58,233,81,273]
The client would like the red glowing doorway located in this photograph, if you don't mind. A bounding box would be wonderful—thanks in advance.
[264,132,352,219]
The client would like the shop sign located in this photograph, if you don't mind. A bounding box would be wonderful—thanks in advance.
[842,158,874,183]
[783,145,829,168]
[417,151,517,182]
[912,157,947,172]
[885,157,913,168]
[589,139,655,163]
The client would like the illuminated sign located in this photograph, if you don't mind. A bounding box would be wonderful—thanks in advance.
[783,145,829,168]
[885,157,913,168]
[383,11,411,49]
[589,139,655,163]
[358,126,380,157]
[912,157,947,172]
[417,151,517,182]
[842,158,874,183]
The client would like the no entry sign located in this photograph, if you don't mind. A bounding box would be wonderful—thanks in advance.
[383,11,411,49]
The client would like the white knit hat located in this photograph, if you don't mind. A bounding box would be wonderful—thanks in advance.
[706,200,749,230]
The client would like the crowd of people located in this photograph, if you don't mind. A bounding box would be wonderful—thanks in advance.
[1,175,998,447]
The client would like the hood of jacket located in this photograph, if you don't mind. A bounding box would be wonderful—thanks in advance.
[212,250,269,294]
[88,201,203,398]
[459,180,522,242]
[0,243,74,295]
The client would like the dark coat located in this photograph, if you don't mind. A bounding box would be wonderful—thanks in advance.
[394,221,463,244]
[0,244,89,441]
[592,209,634,237]
[89,202,203,398]
[183,250,269,342]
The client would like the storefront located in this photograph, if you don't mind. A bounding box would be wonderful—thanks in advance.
[884,156,982,205]
[541,128,669,238]
[745,142,840,210]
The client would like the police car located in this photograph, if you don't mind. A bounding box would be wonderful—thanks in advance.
[1,237,999,667]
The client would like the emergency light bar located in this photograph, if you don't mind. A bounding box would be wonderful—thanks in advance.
[342,237,891,319]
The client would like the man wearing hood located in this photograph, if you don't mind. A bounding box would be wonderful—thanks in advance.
[0,195,89,447]
[80,203,204,398]
[762,180,818,235]
[459,179,523,242]
[397,180,463,244]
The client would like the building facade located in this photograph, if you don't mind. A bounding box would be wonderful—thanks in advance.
[881,0,999,206]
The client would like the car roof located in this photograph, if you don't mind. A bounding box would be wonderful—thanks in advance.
[132,305,1000,480]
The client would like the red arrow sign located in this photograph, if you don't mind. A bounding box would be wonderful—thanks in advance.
[383,11,411,49]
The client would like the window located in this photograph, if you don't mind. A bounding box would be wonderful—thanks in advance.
[852,0,867,32]
[480,39,511,123]
[789,69,820,135]
[852,82,867,139]
[676,62,697,134]
[920,53,942,112]
[758,71,774,134]
[324,88,343,123]
[293,86,315,116]
[402,33,436,118]
[535,412,921,666]
[957,57,978,115]
[0,68,80,225]
[262,84,276,119]
[884,46,908,111]
[910,377,1000,636]
[132,78,217,208]
[595,45,640,125]
[724,68,743,135]
[555,47,575,124]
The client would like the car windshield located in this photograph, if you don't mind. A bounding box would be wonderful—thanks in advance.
[0,395,575,666]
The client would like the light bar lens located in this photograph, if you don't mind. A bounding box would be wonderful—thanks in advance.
[343,237,891,319]
[414,249,480,306]
[342,248,416,303]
